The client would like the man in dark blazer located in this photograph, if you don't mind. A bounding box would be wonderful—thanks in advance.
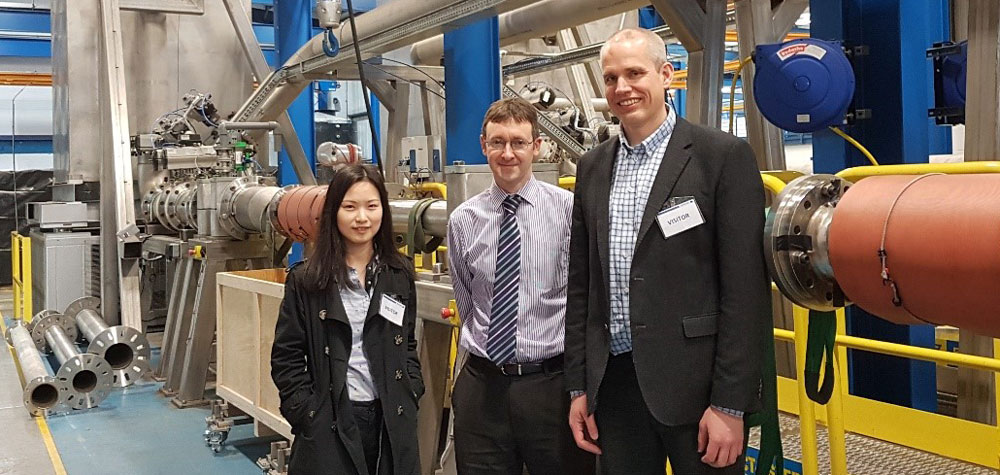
[565,28,769,474]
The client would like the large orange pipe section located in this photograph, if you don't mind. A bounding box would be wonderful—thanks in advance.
[275,185,327,242]
[828,174,1000,336]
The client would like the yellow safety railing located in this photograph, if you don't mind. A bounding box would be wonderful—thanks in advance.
[835,161,1000,182]
[774,305,1000,473]
[759,173,786,195]
[10,231,31,322]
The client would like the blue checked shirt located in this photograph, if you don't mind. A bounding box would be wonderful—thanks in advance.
[608,108,676,355]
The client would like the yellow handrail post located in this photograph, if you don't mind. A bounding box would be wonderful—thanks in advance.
[826,309,848,475]
[10,232,32,322]
[10,231,20,320]
[994,337,1000,467]
[792,305,820,475]
[22,235,31,322]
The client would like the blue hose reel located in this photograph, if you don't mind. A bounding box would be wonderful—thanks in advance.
[753,38,855,133]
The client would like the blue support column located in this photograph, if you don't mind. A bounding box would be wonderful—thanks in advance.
[444,17,500,165]
[810,0,948,412]
[639,6,665,29]
[275,0,316,264]
[370,92,380,164]
[672,60,686,119]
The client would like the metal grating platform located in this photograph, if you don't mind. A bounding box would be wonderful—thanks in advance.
[749,412,998,474]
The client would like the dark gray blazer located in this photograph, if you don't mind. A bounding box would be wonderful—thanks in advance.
[564,116,769,426]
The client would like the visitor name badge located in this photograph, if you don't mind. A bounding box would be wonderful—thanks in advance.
[656,198,705,239]
[380,294,405,326]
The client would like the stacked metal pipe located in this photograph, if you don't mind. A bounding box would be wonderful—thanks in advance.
[30,312,112,410]
[4,322,67,415]
[64,297,151,388]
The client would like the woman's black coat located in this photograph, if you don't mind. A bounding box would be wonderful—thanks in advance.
[271,260,425,475]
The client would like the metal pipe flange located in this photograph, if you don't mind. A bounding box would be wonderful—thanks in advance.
[56,353,112,410]
[29,313,78,352]
[64,297,151,388]
[764,174,850,311]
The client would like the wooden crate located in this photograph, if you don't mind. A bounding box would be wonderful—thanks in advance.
[215,268,291,440]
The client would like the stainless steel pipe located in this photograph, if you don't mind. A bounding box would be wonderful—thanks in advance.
[5,323,66,415]
[32,313,112,410]
[65,297,151,388]
[410,0,646,65]
[218,121,280,132]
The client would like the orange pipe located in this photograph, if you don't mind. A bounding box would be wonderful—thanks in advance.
[828,174,1000,335]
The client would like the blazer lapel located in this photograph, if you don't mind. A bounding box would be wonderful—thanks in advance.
[593,137,618,299]
[635,118,693,249]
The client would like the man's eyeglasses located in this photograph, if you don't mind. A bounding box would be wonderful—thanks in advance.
[485,138,532,152]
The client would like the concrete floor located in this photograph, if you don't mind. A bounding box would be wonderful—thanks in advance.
[0,287,56,475]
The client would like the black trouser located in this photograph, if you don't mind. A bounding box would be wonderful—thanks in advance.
[453,354,596,475]
[352,399,392,475]
[595,353,744,475]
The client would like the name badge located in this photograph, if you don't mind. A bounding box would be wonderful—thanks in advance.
[656,198,705,239]
[380,294,406,326]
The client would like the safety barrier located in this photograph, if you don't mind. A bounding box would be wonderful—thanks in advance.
[775,306,1000,473]
[10,231,31,321]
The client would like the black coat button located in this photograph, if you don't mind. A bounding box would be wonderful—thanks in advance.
[397,405,404,416]
[395,369,403,380]
[319,309,327,320]
[394,334,403,345]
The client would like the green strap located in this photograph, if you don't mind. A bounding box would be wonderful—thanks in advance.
[805,310,837,404]
[407,198,444,257]
[747,292,784,475]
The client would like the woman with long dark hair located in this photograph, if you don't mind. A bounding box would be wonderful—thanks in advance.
[272,164,423,475]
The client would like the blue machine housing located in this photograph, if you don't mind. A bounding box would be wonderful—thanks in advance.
[939,41,967,108]
[753,38,855,133]
[928,40,967,125]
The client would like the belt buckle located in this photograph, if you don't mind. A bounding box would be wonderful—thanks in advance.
[499,363,522,376]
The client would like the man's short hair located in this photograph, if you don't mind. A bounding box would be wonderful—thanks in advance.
[600,28,668,69]
[481,97,540,139]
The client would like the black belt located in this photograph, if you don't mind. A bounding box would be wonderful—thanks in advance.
[469,353,563,376]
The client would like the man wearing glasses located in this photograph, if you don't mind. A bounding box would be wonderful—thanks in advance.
[447,97,594,474]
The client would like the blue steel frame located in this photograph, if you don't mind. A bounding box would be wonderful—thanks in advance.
[443,17,500,166]
[370,91,380,164]
[275,0,317,264]
[810,0,950,412]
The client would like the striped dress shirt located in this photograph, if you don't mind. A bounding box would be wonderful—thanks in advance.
[447,177,573,363]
